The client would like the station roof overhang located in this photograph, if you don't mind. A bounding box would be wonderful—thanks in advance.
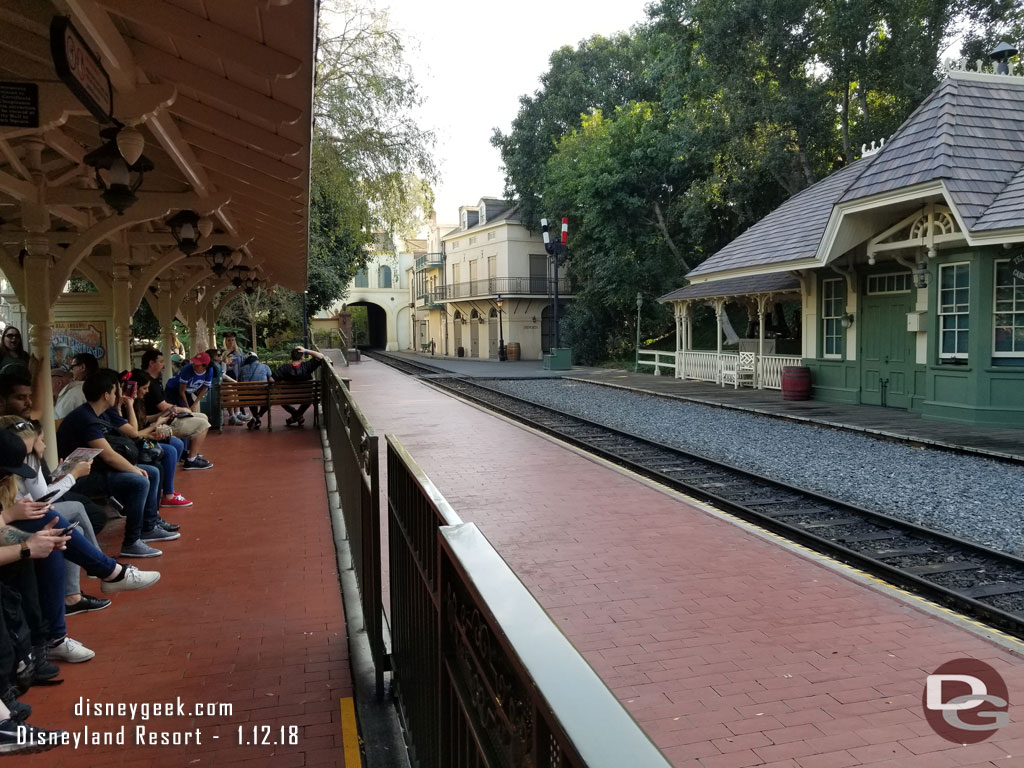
[0,0,316,302]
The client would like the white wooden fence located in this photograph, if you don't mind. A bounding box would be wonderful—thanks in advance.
[634,351,803,390]
[636,350,678,375]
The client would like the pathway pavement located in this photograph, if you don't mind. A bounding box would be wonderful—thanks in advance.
[345,357,1024,768]
[21,417,355,768]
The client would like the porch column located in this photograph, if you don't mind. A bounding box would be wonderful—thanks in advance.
[156,278,177,368]
[756,294,770,389]
[22,243,57,466]
[713,298,725,384]
[111,246,133,370]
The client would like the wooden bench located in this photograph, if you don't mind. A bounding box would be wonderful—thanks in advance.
[218,380,320,431]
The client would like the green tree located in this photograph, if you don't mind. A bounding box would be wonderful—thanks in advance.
[307,0,436,317]
[492,34,656,231]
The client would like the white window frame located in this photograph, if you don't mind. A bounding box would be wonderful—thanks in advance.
[938,262,970,360]
[487,231,496,241]
[866,272,913,295]
[821,278,844,359]
[993,258,1024,358]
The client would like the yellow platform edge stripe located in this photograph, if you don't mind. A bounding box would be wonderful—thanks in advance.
[340,697,362,767]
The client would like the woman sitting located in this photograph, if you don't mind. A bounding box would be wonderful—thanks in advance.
[0,417,109,616]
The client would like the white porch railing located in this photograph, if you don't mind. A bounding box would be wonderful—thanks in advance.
[671,351,803,389]
[758,354,803,390]
[636,350,678,375]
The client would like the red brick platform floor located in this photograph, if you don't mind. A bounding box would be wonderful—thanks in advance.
[21,415,354,768]
[346,357,1024,768]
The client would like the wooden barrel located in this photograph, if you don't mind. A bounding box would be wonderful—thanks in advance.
[505,342,521,361]
[781,366,811,401]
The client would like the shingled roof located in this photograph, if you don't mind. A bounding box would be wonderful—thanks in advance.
[659,273,800,302]
[684,67,1024,283]
[685,160,867,278]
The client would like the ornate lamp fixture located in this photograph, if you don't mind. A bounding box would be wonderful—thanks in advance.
[166,210,202,254]
[204,245,234,276]
[82,125,154,214]
[229,265,251,287]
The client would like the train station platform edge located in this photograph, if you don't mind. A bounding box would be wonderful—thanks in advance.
[343,356,1024,768]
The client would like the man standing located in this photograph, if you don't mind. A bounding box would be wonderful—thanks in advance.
[54,353,99,419]
[139,349,213,471]
[273,347,325,427]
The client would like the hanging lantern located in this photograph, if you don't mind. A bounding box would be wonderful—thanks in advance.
[82,126,154,215]
[204,245,233,275]
[166,210,202,254]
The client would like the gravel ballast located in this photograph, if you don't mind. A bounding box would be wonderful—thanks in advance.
[484,379,1024,556]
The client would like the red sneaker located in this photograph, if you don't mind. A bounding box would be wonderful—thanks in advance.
[159,493,194,508]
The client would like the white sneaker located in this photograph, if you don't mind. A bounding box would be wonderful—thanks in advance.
[48,636,95,663]
[100,565,161,594]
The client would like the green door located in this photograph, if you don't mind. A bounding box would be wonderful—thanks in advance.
[860,294,916,408]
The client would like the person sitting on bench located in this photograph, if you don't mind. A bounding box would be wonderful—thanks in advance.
[272,347,324,427]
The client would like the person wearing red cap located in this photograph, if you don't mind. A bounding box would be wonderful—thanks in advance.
[163,353,214,471]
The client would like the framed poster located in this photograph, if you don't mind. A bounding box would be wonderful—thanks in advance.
[51,321,107,370]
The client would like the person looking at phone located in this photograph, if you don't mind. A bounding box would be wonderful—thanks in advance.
[139,349,213,471]
[57,369,179,558]
[0,431,161,665]
[273,347,325,427]
[121,371,192,509]
[167,352,213,412]
[54,353,99,419]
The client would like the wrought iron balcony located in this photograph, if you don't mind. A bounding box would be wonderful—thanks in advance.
[430,276,575,303]
[414,252,444,271]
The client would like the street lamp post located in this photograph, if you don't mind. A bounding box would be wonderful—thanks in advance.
[497,295,506,361]
[635,292,643,371]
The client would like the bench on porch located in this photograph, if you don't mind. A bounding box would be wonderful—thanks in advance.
[218,380,320,431]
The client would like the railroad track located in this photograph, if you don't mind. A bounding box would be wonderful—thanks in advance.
[364,350,1024,639]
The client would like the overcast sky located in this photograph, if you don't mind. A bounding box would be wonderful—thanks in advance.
[379,0,653,227]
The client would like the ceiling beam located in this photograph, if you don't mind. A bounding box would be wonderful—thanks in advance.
[179,124,304,180]
[96,0,302,80]
[170,96,303,158]
[129,41,302,126]
[197,150,305,199]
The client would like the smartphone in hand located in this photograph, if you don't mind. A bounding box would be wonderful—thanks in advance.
[36,489,61,503]
[59,520,80,536]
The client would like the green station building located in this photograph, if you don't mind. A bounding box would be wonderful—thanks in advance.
[660,56,1024,429]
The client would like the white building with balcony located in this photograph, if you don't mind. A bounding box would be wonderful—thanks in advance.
[436,198,573,361]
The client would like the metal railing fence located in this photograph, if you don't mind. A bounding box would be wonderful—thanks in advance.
[320,364,386,695]
[387,435,671,768]
[431,276,574,302]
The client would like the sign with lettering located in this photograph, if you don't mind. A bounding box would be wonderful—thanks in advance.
[0,82,38,128]
[50,16,113,123]
[1012,252,1024,283]
[51,321,107,370]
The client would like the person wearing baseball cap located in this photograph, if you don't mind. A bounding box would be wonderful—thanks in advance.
[160,352,214,471]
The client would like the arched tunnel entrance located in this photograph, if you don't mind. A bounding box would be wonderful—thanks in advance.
[349,302,388,349]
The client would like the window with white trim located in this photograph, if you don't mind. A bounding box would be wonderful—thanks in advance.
[487,231,496,241]
[822,278,844,358]
[867,272,913,294]
[938,262,969,359]
[994,259,1024,357]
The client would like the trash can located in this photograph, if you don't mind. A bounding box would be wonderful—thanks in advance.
[505,342,521,361]
[781,365,811,401]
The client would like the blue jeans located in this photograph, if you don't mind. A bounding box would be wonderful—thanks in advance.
[15,504,119,641]
[73,464,161,545]
[158,437,183,494]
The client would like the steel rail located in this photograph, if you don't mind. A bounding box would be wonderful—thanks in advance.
[364,351,1024,640]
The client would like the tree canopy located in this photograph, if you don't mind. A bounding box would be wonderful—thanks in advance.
[493,0,1023,363]
[305,0,435,317]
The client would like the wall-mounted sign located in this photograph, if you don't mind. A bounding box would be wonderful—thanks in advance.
[0,82,38,128]
[50,16,113,123]
[51,321,107,370]
[1012,252,1024,283]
